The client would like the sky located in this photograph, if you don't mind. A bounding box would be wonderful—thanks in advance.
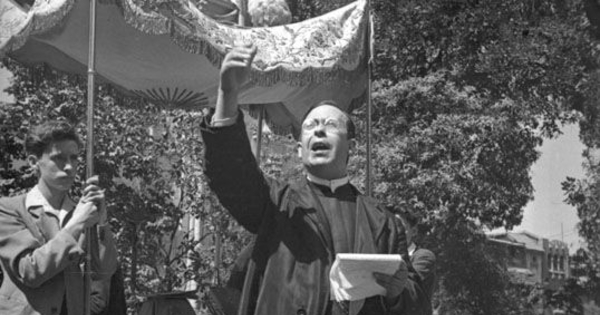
[0,65,586,251]
[514,124,585,252]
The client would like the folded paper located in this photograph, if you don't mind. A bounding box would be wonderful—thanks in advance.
[329,253,403,301]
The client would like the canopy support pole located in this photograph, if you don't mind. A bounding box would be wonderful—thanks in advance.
[254,106,264,161]
[365,1,374,197]
[84,0,98,313]
[238,0,248,27]
[211,0,255,286]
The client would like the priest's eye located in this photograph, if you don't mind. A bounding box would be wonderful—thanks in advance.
[302,118,345,132]
[323,118,342,129]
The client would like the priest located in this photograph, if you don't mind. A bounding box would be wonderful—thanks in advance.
[200,43,429,315]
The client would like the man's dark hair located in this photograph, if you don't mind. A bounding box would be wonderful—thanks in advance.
[294,100,356,140]
[388,205,419,229]
[25,120,82,157]
[398,209,419,228]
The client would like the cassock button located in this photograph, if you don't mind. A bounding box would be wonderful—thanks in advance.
[297,309,307,315]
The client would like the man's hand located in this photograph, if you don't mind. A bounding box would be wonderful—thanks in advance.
[64,175,106,238]
[219,43,257,93]
[373,260,408,303]
[213,43,258,124]
[81,175,107,225]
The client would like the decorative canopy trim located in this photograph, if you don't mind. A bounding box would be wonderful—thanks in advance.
[1,0,369,137]
[2,0,368,87]
[0,0,75,53]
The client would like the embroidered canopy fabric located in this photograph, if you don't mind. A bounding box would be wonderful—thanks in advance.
[1,0,368,135]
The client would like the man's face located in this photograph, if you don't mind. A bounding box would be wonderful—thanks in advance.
[397,214,417,245]
[406,224,417,246]
[29,140,80,193]
[297,105,351,179]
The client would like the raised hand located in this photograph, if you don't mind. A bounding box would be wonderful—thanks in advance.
[219,43,257,93]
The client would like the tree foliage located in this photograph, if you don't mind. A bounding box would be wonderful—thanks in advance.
[563,171,600,308]
[289,0,599,313]
[561,17,600,304]
[353,73,543,315]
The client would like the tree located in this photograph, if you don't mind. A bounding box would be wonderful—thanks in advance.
[289,0,597,313]
[561,31,600,304]
[563,169,600,308]
[348,74,543,314]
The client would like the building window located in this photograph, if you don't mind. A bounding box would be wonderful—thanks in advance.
[559,257,564,271]
[530,255,537,270]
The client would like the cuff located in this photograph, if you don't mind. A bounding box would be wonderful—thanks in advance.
[210,112,239,127]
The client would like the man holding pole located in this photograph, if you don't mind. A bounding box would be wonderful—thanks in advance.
[0,120,118,315]
[200,44,429,315]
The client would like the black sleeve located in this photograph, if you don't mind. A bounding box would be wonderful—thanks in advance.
[200,110,284,233]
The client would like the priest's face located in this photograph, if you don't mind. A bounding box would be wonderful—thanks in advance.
[297,104,351,180]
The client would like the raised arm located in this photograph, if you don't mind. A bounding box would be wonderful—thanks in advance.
[213,43,257,126]
[201,44,284,233]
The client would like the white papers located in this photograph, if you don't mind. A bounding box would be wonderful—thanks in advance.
[329,253,403,301]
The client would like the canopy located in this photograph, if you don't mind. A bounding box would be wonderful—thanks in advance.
[1,0,368,135]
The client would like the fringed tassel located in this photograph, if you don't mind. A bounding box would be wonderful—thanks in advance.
[2,0,369,107]
[29,0,75,35]
[116,0,369,87]
[1,0,75,54]
[120,0,172,35]
[4,0,368,88]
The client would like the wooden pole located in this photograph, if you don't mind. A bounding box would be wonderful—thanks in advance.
[238,0,248,26]
[365,1,374,196]
[212,0,255,286]
[254,106,264,161]
[84,0,98,313]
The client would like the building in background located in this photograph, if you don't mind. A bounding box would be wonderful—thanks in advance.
[486,230,570,288]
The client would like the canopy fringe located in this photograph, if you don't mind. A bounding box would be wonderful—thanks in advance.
[1,0,75,55]
[2,0,368,88]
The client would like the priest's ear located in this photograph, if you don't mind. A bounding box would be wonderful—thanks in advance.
[346,138,357,165]
[349,138,357,152]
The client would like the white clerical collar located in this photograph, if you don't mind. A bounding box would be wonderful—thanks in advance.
[306,173,349,193]
[26,185,76,226]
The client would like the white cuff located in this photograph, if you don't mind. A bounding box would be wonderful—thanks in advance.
[210,112,238,127]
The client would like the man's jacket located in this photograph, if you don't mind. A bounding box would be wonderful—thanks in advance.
[410,247,436,315]
[201,113,428,315]
[0,194,118,315]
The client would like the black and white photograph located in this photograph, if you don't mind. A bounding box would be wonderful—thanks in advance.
[1,0,600,314]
